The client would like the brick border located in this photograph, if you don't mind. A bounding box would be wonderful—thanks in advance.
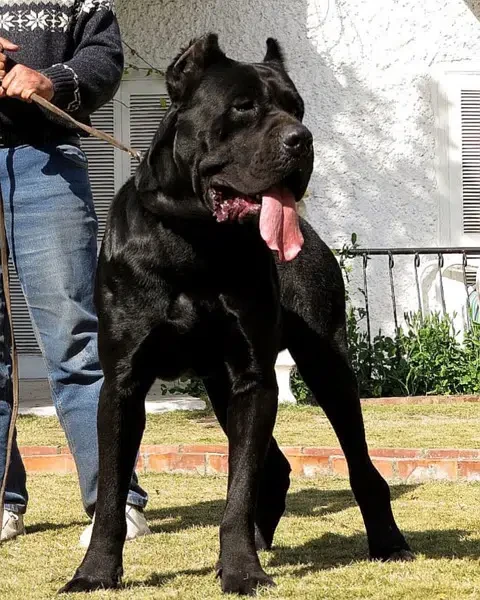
[19,445,480,482]
[361,394,480,405]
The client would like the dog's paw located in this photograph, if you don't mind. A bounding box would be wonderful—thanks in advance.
[370,545,415,563]
[218,563,275,596]
[59,572,120,594]
[383,549,415,562]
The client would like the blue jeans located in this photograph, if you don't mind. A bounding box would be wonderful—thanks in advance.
[0,140,148,516]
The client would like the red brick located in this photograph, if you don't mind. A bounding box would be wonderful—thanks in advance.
[331,457,349,476]
[19,446,61,457]
[369,448,421,459]
[397,459,457,482]
[206,454,228,475]
[147,452,175,472]
[371,458,396,479]
[148,452,207,474]
[362,395,480,405]
[280,446,304,456]
[458,461,480,481]
[23,454,76,474]
[425,449,480,460]
[287,455,306,476]
[302,447,342,457]
[135,455,145,472]
[181,444,227,454]
[141,444,181,455]
[169,453,206,475]
[301,456,331,477]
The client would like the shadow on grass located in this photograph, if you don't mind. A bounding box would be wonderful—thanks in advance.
[124,566,214,589]
[269,528,480,576]
[122,528,480,591]
[27,520,86,535]
[143,481,480,583]
[146,484,417,534]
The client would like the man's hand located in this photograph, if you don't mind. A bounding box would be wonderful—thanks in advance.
[0,36,19,80]
[0,64,54,102]
[0,36,53,102]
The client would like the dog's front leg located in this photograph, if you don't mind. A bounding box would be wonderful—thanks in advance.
[217,374,278,596]
[60,372,152,593]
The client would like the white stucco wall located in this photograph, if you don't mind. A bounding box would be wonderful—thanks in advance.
[116,0,480,334]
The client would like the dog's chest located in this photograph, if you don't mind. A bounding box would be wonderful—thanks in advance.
[150,255,280,379]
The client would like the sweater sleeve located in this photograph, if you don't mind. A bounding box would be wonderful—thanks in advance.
[41,0,124,116]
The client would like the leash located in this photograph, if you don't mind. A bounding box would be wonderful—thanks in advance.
[31,93,143,162]
[0,93,142,531]
[0,186,19,532]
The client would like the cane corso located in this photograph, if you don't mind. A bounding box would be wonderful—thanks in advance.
[61,34,413,596]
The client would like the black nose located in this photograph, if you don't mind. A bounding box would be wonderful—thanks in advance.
[282,125,313,155]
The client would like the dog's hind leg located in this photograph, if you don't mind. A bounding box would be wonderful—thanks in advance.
[204,374,291,551]
[286,314,413,562]
[60,339,155,593]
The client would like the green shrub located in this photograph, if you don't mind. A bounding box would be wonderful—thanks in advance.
[292,235,480,401]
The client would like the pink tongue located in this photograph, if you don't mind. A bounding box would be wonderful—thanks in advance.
[259,186,304,261]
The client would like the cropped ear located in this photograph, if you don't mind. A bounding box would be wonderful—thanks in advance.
[135,105,179,194]
[263,38,285,65]
[135,107,209,219]
[166,33,227,103]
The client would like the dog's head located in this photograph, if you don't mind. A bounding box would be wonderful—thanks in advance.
[136,33,313,261]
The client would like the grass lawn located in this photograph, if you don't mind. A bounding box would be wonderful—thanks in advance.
[17,402,480,449]
[1,473,479,599]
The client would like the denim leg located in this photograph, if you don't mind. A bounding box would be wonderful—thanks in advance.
[0,143,147,517]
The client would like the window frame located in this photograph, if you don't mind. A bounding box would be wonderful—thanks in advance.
[432,62,480,246]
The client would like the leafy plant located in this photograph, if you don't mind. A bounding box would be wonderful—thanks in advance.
[292,236,480,401]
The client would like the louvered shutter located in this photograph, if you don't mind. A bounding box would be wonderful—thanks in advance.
[82,101,118,242]
[460,88,480,284]
[129,93,170,175]
[460,89,480,241]
[435,68,480,285]
[439,71,480,247]
[113,79,170,178]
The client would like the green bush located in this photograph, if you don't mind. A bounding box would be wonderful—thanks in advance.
[292,306,480,402]
[291,235,480,401]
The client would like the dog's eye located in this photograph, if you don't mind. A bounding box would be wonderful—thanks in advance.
[232,100,256,113]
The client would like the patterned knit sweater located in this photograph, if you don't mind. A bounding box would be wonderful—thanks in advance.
[0,0,123,141]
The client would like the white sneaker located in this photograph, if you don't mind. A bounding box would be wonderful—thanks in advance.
[1,510,26,542]
[79,504,151,548]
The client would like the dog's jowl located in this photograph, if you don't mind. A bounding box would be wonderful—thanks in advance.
[61,34,413,596]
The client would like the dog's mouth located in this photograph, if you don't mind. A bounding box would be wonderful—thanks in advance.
[209,186,262,222]
[208,174,304,262]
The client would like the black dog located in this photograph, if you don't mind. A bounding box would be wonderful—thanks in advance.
[61,34,413,596]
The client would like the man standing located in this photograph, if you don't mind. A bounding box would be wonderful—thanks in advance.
[0,0,150,545]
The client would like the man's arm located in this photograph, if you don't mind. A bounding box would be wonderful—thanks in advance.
[0,2,123,113]
[41,2,124,115]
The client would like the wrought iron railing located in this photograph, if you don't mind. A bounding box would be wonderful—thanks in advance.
[343,247,480,349]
